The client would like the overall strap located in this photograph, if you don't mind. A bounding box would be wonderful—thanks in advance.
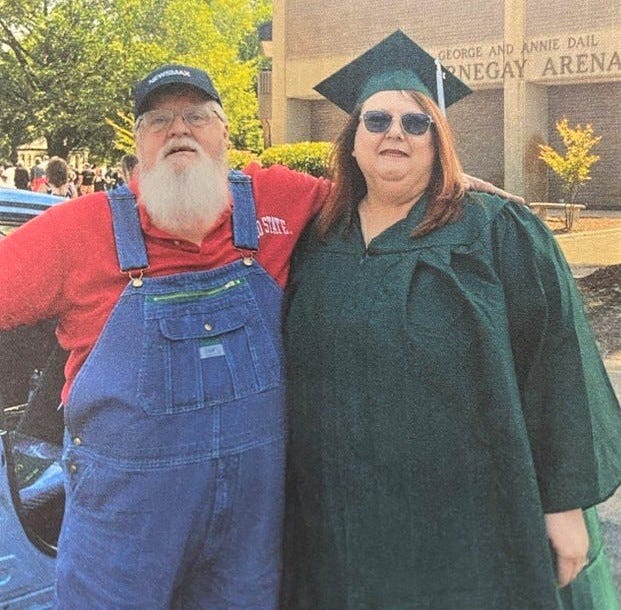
[107,186,149,280]
[229,169,259,252]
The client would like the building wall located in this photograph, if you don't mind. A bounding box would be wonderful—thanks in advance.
[525,0,619,35]
[310,100,348,143]
[450,90,505,189]
[271,0,620,207]
[284,1,504,57]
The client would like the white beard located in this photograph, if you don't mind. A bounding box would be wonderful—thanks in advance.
[139,138,229,240]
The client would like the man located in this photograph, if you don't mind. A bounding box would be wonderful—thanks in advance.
[0,64,327,609]
[13,161,30,190]
[77,162,95,194]
[119,152,138,184]
[30,156,46,192]
[0,64,517,608]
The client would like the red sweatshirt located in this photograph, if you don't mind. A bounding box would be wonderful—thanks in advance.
[0,163,329,401]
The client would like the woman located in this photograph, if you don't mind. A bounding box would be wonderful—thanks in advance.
[92,166,108,192]
[38,156,77,198]
[281,31,621,609]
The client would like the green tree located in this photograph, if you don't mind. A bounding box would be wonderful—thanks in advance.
[105,112,136,155]
[0,0,271,162]
[0,0,154,161]
[538,117,602,204]
[147,0,271,152]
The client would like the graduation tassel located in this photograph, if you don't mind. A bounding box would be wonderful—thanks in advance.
[434,58,446,116]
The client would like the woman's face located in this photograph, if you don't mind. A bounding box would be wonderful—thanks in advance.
[353,90,435,192]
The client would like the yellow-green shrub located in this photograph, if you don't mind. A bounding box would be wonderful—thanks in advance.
[259,142,332,177]
[538,117,601,203]
[227,149,259,170]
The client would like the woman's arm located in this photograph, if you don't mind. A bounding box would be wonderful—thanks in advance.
[462,173,525,204]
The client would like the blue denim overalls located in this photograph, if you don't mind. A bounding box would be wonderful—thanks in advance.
[56,172,285,609]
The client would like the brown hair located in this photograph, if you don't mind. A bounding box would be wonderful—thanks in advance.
[45,156,69,188]
[316,91,466,239]
[120,153,139,183]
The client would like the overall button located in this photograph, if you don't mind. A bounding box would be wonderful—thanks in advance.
[69,463,78,474]
[73,437,82,446]
[204,323,213,331]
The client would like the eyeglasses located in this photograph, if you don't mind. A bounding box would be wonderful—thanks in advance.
[361,110,434,136]
[136,105,221,134]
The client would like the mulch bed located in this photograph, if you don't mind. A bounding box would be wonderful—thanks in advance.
[576,264,621,358]
[539,215,621,358]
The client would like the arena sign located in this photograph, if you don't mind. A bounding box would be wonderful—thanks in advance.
[435,29,620,86]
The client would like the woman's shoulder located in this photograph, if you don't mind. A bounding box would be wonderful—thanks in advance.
[461,191,560,262]
[460,191,541,234]
[462,190,516,218]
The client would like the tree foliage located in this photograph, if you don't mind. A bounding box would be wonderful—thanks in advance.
[105,112,136,155]
[260,142,333,177]
[0,0,271,163]
[538,117,602,204]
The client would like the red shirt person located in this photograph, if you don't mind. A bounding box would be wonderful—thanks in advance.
[0,64,328,608]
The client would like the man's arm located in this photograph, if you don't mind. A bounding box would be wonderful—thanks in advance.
[0,210,67,330]
[462,173,525,205]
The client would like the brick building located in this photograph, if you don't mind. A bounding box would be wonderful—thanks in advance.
[262,0,620,208]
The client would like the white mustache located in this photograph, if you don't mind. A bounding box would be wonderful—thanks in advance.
[159,137,200,160]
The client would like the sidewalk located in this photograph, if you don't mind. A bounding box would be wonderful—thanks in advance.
[544,206,621,271]
[557,228,621,268]
[581,208,621,218]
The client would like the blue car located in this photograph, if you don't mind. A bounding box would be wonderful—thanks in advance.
[0,187,64,235]
[1,187,66,608]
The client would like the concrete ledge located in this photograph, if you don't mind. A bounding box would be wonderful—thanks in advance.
[530,202,586,229]
[529,202,586,221]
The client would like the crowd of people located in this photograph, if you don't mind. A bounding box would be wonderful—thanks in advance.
[0,154,138,196]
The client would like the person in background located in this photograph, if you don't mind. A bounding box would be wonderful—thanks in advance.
[29,157,46,192]
[13,161,30,190]
[37,156,77,199]
[77,162,95,195]
[120,152,139,184]
[1,163,16,188]
[92,166,109,192]
[68,166,79,190]
[280,30,621,610]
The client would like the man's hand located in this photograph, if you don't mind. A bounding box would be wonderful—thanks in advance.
[545,509,589,588]
[462,173,525,205]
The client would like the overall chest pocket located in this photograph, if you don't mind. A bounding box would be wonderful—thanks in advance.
[137,300,283,414]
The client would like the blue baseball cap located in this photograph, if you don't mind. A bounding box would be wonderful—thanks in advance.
[133,63,222,116]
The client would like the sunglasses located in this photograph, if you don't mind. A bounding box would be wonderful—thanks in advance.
[361,110,434,136]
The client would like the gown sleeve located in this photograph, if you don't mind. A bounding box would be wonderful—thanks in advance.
[492,201,621,513]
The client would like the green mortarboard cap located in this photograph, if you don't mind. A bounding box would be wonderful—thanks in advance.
[314,30,472,114]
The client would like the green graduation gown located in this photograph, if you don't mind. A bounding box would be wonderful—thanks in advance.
[282,193,621,610]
